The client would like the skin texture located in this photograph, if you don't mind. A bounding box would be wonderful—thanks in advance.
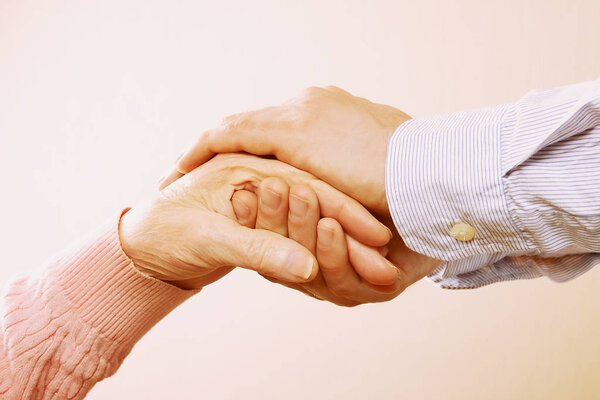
[119,153,394,290]
[160,86,441,302]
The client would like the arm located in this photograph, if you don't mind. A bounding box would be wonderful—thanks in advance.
[166,80,599,289]
[386,78,600,288]
[0,153,389,398]
[0,212,193,399]
[231,179,414,307]
[163,86,441,293]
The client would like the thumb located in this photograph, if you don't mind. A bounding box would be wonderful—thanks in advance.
[216,222,318,283]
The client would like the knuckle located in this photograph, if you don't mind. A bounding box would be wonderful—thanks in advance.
[297,87,329,108]
[221,112,248,131]
[318,217,338,231]
[289,184,315,202]
[323,85,341,92]
[245,237,269,274]
[300,86,324,98]
[261,176,288,193]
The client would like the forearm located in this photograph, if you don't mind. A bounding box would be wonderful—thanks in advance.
[0,210,194,399]
[386,78,600,288]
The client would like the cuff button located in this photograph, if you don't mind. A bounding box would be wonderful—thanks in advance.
[450,222,476,242]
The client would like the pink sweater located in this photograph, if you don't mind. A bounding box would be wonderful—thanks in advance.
[0,212,195,399]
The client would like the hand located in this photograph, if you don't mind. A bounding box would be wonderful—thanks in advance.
[162,86,411,216]
[119,153,392,290]
[231,179,441,307]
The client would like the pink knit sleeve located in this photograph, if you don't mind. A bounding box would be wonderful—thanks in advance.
[0,211,196,399]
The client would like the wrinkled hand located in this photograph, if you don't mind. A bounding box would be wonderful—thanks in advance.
[162,86,411,216]
[161,86,440,298]
[120,153,392,290]
[232,180,441,307]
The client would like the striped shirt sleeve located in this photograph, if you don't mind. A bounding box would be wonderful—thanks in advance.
[385,78,600,289]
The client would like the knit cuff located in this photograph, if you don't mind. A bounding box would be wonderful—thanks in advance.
[47,210,197,347]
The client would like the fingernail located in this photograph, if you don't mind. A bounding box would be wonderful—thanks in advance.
[176,149,191,173]
[379,258,400,279]
[317,225,335,245]
[385,226,394,239]
[261,187,281,210]
[286,251,315,280]
[289,194,309,218]
[232,197,250,220]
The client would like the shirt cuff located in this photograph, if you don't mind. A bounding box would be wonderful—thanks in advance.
[385,106,538,285]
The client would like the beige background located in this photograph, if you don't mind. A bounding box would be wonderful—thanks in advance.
[1,0,599,399]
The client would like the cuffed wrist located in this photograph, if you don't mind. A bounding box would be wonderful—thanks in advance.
[385,106,533,263]
[47,210,197,347]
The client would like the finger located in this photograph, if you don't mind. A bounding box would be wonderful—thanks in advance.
[316,218,365,300]
[256,177,289,237]
[231,190,258,228]
[176,131,218,174]
[191,153,392,247]
[216,219,317,283]
[316,218,401,301]
[177,116,275,174]
[346,235,399,286]
[159,168,185,190]
[308,180,392,247]
[287,184,319,254]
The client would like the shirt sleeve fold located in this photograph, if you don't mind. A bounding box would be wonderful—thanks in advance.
[386,78,600,288]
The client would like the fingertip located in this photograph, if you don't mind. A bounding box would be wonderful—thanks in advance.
[176,157,194,174]
[279,247,318,283]
[368,220,394,247]
[158,169,185,190]
[317,218,342,245]
[346,236,399,286]
[305,256,319,282]
[232,190,258,227]
[176,143,209,174]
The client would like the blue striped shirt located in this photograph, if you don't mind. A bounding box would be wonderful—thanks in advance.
[385,78,600,289]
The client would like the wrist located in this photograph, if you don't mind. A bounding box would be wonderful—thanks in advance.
[118,206,164,280]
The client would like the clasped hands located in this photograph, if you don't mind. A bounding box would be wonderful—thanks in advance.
[120,87,441,307]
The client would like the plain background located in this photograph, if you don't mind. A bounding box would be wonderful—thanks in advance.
[1,0,599,399]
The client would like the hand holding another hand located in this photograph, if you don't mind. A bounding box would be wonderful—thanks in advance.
[231,179,440,306]
[158,86,441,302]
[163,86,411,216]
[119,153,393,291]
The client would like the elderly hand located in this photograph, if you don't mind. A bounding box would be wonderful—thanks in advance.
[160,86,440,298]
[161,86,410,216]
[231,180,441,307]
[119,153,392,290]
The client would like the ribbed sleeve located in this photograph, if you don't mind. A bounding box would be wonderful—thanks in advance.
[0,211,196,399]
